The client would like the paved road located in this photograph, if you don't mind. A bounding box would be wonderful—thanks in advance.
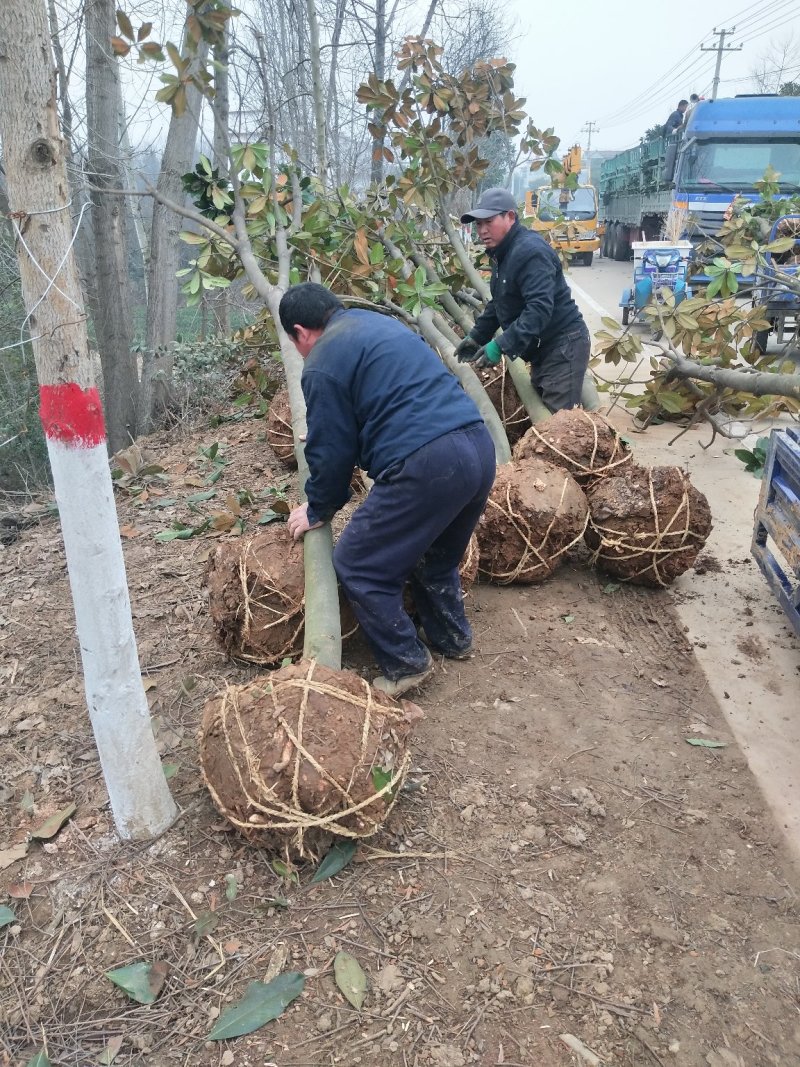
[564,253,800,861]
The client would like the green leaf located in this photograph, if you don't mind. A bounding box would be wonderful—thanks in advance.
[187,489,217,503]
[334,951,368,1010]
[685,738,727,749]
[0,904,16,929]
[562,614,575,624]
[272,859,299,884]
[602,582,621,594]
[225,873,239,902]
[208,973,305,1040]
[371,766,394,796]
[24,1053,51,1067]
[31,802,76,840]
[162,762,179,780]
[106,961,165,1004]
[311,840,357,883]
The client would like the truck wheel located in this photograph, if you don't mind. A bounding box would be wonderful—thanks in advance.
[622,305,630,326]
[753,328,770,354]
[582,251,593,266]
[614,226,629,261]
[605,225,616,259]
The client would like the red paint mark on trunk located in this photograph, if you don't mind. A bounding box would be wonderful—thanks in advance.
[39,383,106,447]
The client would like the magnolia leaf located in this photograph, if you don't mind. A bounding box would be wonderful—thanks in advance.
[194,910,219,937]
[685,737,727,749]
[0,904,16,929]
[24,1054,51,1067]
[31,802,76,841]
[334,951,368,1010]
[115,9,134,39]
[208,972,305,1040]
[311,840,357,883]
[106,961,167,1004]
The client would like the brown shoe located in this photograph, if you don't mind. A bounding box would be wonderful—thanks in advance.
[373,654,434,698]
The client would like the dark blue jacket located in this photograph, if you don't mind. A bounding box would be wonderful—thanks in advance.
[470,221,585,359]
[301,308,482,523]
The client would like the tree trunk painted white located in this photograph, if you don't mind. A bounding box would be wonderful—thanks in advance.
[0,0,177,840]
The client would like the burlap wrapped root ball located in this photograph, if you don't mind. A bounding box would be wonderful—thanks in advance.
[477,458,590,584]
[585,464,712,586]
[479,362,531,446]
[514,408,633,487]
[199,659,425,855]
[208,529,359,664]
[266,387,296,468]
[207,528,305,664]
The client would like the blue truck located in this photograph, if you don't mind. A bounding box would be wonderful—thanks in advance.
[599,95,800,261]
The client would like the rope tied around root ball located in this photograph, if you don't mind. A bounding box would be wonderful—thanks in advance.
[237,536,305,663]
[486,475,590,584]
[588,470,698,587]
[527,409,632,479]
[202,660,413,855]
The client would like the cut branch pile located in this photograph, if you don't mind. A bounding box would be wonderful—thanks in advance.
[477,458,590,584]
[199,658,424,856]
[585,465,712,587]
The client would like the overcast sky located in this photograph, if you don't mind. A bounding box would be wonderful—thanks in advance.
[501,0,800,153]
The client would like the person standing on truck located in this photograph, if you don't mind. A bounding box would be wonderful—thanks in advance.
[455,187,590,412]
[664,100,688,136]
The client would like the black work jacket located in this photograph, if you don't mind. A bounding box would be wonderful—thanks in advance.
[470,221,585,360]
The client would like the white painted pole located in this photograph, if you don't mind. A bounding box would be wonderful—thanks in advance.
[0,0,177,839]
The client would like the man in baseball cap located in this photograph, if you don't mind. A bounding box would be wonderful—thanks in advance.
[456,186,590,411]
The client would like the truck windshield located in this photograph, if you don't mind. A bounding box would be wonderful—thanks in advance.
[536,187,597,221]
[681,139,800,190]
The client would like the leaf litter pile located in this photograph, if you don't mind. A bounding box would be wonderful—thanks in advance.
[2,410,800,1066]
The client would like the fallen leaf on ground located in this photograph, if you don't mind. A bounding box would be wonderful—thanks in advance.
[0,841,29,870]
[334,951,368,1009]
[31,802,76,841]
[208,972,305,1040]
[685,738,727,749]
[8,881,33,899]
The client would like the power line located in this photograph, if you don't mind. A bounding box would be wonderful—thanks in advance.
[738,9,800,47]
[596,0,796,125]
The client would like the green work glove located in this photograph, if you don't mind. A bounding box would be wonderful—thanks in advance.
[474,340,503,369]
[454,335,480,362]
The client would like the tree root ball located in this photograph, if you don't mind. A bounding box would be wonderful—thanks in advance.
[266,388,296,467]
[479,362,531,446]
[199,659,425,856]
[585,464,712,586]
[207,528,305,664]
[477,458,589,584]
[514,409,633,486]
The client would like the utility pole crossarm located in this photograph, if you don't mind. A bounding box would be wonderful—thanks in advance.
[701,27,743,100]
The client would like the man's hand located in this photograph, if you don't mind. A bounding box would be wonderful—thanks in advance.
[474,340,503,368]
[454,335,480,362]
[288,502,324,541]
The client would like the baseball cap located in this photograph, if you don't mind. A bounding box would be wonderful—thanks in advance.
[460,187,517,223]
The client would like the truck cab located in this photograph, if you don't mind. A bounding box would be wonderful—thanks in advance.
[524,184,601,266]
[674,96,800,240]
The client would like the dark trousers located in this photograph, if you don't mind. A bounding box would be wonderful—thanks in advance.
[334,423,496,680]
[530,324,591,412]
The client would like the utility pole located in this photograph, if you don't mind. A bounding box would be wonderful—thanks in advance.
[581,121,598,181]
[701,27,743,100]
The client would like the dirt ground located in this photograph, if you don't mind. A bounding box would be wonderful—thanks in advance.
[2,416,800,1067]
